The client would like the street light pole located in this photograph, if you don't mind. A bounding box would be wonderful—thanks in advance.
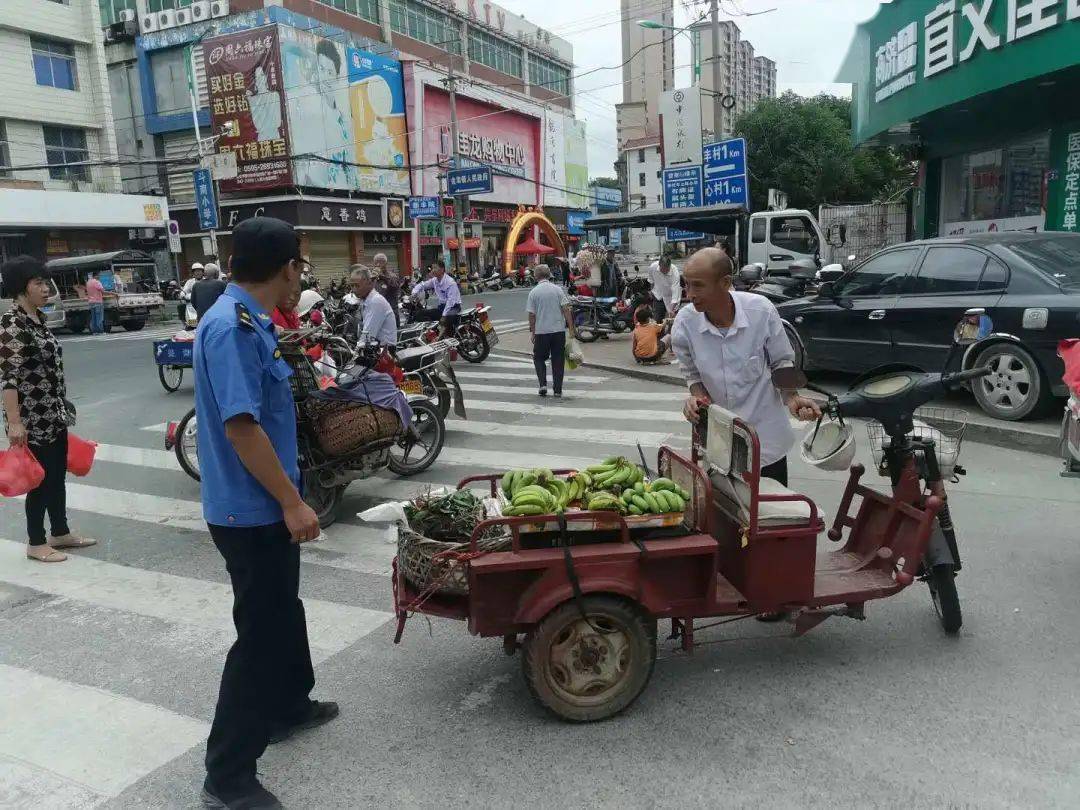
[444,38,468,277]
[709,0,723,138]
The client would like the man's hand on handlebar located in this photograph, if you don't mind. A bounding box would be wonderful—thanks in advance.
[683,393,712,423]
[786,393,822,422]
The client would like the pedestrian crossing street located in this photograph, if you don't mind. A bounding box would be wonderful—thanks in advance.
[0,350,691,808]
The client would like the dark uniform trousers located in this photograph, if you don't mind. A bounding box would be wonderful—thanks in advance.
[205,521,315,791]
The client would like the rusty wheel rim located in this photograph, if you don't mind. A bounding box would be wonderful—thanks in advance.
[543,613,633,708]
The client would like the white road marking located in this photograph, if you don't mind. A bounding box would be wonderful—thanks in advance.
[446,419,679,448]
[459,383,684,402]
[461,360,533,371]
[0,539,391,661]
[462,399,686,423]
[454,369,611,384]
[0,663,208,801]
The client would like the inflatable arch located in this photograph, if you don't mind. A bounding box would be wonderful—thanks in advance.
[502,205,565,276]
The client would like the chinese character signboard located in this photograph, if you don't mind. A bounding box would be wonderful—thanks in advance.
[448,166,493,195]
[193,169,218,230]
[663,166,702,209]
[874,20,917,102]
[408,196,440,219]
[667,229,706,242]
[659,87,703,169]
[1063,132,1080,232]
[592,185,623,210]
[566,210,589,236]
[703,137,749,208]
[204,26,292,191]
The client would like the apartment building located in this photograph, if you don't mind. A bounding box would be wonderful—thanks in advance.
[690,19,776,138]
[618,135,663,256]
[0,0,167,263]
[615,0,673,148]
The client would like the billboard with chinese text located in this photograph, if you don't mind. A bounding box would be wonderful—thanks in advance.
[204,27,292,191]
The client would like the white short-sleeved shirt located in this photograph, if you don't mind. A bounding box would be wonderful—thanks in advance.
[648,263,681,309]
[526,280,570,335]
[359,289,398,345]
[671,291,796,466]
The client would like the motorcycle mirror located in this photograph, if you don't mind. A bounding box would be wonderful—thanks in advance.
[772,366,808,390]
[953,307,992,346]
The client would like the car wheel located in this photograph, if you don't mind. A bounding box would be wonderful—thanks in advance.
[971,343,1050,421]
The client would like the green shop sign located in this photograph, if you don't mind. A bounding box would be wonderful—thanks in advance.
[847,0,1080,143]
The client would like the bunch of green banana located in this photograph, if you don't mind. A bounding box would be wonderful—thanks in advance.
[584,457,645,493]
[615,477,693,516]
[584,490,626,513]
[650,477,692,501]
[501,468,569,516]
[564,471,593,505]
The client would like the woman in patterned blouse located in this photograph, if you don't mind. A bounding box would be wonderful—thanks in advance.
[1,256,96,562]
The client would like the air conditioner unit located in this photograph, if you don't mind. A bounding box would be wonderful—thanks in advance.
[175,8,192,26]
[118,8,136,23]
[210,0,230,19]
[190,1,211,23]
[157,9,177,28]
[139,12,159,32]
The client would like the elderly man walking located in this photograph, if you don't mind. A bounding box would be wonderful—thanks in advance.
[526,264,575,398]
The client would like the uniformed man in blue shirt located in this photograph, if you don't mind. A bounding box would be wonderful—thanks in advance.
[195,217,336,810]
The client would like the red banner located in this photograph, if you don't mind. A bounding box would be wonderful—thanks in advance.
[204,26,292,191]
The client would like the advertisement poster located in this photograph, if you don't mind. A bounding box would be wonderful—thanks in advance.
[543,112,567,208]
[346,48,410,196]
[659,87,703,169]
[564,118,590,209]
[204,26,292,191]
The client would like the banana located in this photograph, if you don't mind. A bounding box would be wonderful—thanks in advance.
[668,492,685,512]
[513,494,552,510]
[634,481,645,494]
[657,490,678,512]
[630,494,650,512]
[501,471,514,496]
[679,487,691,501]
[611,466,633,486]
[603,455,622,466]
[621,490,635,504]
[651,477,678,492]
[586,463,616,475]
[628,504,644,515]
[641,491,662,513]
[579,471,593,488]
[516,484,553,499]
[535,468,554,481]
[505,503,546,516]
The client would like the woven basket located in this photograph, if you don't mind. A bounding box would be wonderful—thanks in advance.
[397,525,511,596]
[306,400,401,457]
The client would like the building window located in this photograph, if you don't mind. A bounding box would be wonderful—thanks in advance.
[313,0,380,23]
[528,54,570,95]
[638,172,646,187]
[638,149,645,163]
[0,122,10,178]
[150,48,188,121]
[43,125,88,181]
[31,37,77,90]
[98,0,137,25]
[655,170,661,178]
[468,28,523,78]
[939,132,1050,227]
[389,0,459,49]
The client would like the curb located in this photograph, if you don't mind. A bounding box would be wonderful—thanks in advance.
[494,348,1062,458]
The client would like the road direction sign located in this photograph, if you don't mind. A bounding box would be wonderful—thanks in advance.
[703,137,749,207]
[193,168,218,231]
[662,166,702,209]
[408,196,440,218]
[448,166,493,196]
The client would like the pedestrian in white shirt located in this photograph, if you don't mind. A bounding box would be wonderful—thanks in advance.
[671,247,820,487]
[526,265,574,398]
[648,256,681,321]
[348,264,397,346]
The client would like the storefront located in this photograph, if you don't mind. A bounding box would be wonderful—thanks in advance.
[840,1,1080,238]
[173,195,411,285]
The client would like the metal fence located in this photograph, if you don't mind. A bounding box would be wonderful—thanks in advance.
[818,202,910,266]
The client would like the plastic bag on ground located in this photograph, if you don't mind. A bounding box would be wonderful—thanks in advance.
[0,446,45,497]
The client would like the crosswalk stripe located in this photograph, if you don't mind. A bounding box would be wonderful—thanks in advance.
[454,369,611,384]
[0,663,209,802]
[458,383,684,402]
[464,399,685,423]
[462,360,533,370]
[447,419,681,447]
[0,539,392,661]
[61,326,179,344]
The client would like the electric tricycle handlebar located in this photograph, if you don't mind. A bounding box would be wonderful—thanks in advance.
[829,366,991,432]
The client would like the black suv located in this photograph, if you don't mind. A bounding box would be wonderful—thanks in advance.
[777,232,1080,420]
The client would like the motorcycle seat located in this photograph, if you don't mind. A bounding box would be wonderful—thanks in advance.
[396,345,435,370]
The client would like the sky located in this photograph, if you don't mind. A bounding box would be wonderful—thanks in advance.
[497,0,883,179]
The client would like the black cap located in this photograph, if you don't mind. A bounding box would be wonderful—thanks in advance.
[231,216,303,279]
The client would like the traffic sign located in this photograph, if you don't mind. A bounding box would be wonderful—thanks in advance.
[408,196,440,219]
[703,137,749,207]
[662,166,702,209]
[167,219,182,253]
[193,168,218,230]
[666,228,706,242]
[448,165,493,196]
[200,150,238,180]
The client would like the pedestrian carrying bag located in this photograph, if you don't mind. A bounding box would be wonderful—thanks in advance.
[566,336,585,371]
[0,446,45,497]
[67,433,98,477]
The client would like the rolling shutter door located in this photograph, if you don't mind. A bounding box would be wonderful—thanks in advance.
[304,232,350,287]
[358,238,400,274]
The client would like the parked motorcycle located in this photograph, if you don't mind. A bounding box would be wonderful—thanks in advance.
[571,276,653,343]
[1059,339,1080,477]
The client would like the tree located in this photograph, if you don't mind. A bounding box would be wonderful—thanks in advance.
[590,176,621,189]
[733,92,913,212]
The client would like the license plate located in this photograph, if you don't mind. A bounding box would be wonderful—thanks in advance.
[481,320,493,332]
[400,379,423,395]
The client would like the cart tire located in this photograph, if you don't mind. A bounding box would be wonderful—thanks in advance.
[158,364,184,392]
[66,313,87,334]
[388,399,445,476]
[927,563,962,635]
[302,472,345,529]
[174,407,200,482]
[121,319,146,332]
[522,595,657,723]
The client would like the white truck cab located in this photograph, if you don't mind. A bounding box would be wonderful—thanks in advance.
[745,209,828,275]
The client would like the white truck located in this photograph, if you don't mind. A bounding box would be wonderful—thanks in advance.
[46,250,165,333]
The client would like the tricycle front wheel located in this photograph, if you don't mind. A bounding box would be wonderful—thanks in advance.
[159,364,184,392]
[522,595,656,723]
[927,563,962,635]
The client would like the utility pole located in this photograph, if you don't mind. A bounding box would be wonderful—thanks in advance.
[186,43,218,259]
[444,36,468,276]
[710,0,723,140]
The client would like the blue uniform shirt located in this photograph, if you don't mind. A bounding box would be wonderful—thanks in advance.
[193,283,300,527]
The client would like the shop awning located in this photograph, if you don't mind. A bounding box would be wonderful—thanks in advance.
[584,204,745,235]
[447,237,481,249]
[512,236,556,254]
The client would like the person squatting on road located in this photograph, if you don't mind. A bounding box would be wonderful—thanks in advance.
[410,263,462,338]
[194,217,337,810]
[1,255,97,563]
[526,264,575,398]
[632,307,671,364]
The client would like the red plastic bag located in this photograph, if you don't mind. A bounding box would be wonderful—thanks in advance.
[1059,340,1080,399]
[67,432,98,477]
[0,446,45,497]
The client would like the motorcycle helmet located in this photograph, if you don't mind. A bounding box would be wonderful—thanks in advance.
[799,420,856,472]
[297,288,324,316]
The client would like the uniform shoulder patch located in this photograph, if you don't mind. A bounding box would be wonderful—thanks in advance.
[234,302,256,331]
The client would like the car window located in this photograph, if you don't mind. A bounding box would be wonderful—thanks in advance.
[751,217,766,243]
[836,248,919,297]
[906,247,987,295]
[769,215,815,253]
[1004,235,1080,287]
[979,259,1008,291]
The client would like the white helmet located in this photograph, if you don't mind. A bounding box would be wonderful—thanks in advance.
[296,288,323,316]
[799,421,856,471]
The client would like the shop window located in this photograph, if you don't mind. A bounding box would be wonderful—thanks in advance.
[940,133,1049,226]
[31,37,76,90]
[906,247,987,295]
[98,0,138,25]
[389,0,458,49]
[43,125,88,181]
[468,28,523,78]
[529,55,569,95]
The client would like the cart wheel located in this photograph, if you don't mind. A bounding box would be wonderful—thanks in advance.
[159,364,183,392]
[302,471,345,529]
[522,595,656,722]
[174,407,200,482]
[927,563,962,635]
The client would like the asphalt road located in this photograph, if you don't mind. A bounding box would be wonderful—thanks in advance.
[1,298,1079,809]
